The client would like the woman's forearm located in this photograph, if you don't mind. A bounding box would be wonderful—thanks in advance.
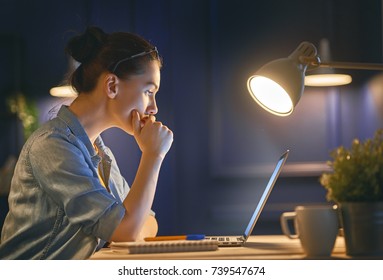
[110,153,163,241]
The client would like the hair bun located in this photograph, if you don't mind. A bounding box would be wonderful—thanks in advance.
[65,26,108,63]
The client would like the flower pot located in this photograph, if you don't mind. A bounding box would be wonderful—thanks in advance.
[339,202,383,257]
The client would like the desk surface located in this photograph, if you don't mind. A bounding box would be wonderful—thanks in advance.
[90,235,349,260]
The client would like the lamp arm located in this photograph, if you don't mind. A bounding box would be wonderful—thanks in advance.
[300,56,383,71]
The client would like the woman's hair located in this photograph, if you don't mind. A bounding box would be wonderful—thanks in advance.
[65,26,161,93]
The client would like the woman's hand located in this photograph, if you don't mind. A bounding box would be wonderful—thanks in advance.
[132,110,173,158]
[111,111,172,242]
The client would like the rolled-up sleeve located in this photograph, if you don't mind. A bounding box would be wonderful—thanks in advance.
[29,130,126,241]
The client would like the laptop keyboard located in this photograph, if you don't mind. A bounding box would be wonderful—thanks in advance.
[208,237,243,242]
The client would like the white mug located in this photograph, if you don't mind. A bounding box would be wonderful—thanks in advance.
[280,205,339,256]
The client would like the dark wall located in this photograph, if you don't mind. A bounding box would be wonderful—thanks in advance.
[1,0,382,236]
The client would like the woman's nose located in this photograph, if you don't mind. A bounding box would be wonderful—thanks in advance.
[146,98,158,115]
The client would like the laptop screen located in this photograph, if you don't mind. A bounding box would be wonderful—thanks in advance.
[243,150,289,239]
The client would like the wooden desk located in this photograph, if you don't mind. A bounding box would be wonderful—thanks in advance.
[90,235,349,260]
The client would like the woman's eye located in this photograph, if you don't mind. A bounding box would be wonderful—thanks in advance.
[145,90,154,96]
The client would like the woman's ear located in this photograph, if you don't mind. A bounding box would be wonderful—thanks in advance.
[105,74,118,99]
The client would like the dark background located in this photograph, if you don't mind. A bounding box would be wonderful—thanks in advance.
[1,0,383,236]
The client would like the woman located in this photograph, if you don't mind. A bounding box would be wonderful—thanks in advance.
[0,26,173,259]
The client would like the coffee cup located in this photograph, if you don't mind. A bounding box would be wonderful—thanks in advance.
[280,205,339,257]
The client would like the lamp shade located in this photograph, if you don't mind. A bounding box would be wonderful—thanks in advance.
[248,41,383,117]
[304,38,352,86]
[247,42,316,116]
[305,73,352,86]
[50,57,79,98]
[49,85,78,97]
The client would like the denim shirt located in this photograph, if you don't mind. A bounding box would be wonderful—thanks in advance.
[0,106,131,259]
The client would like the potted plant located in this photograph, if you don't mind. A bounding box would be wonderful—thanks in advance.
[320,129,383,257]
[7,92,39,141]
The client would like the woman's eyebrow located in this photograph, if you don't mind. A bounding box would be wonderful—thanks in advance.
[146,81,159,90]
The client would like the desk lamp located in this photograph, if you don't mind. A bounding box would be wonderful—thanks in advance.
[247,41,383,116]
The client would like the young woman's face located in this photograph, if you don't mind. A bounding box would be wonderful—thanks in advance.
[111,60,161,134]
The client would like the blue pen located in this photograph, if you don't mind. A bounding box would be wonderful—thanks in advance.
[144,234,205,241]
[185,234,205,240]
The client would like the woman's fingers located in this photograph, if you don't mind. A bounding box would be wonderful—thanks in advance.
[133,113,173,157]
[132,110,142,136]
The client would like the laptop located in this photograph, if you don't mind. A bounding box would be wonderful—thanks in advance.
[205,150,289,247]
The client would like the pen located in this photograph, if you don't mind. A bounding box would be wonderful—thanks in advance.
[144,234,205,241]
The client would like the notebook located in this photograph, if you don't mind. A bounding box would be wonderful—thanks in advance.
[205,150,289,247]
[111,239,218,254]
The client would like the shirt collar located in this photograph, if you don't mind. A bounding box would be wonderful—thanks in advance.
[57,105,101,166]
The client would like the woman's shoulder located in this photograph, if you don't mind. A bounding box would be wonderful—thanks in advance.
[27,117,72,143]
